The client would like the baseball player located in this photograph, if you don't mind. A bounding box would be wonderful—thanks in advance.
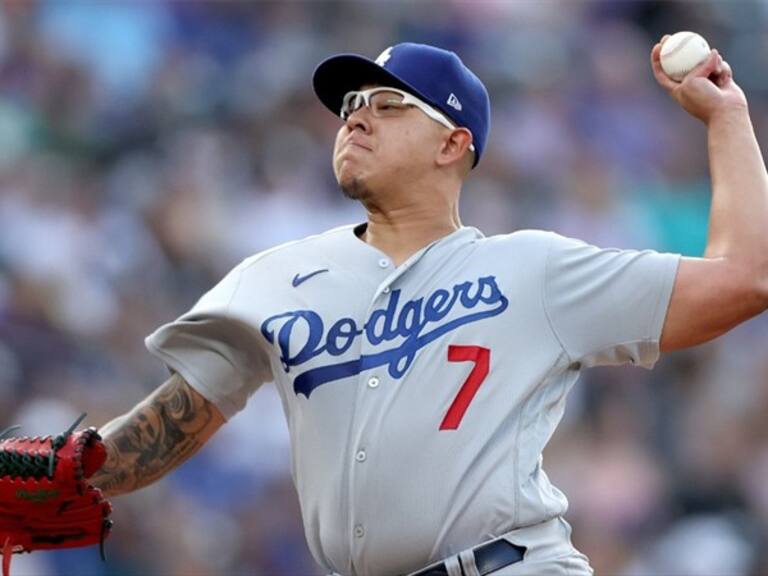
[87,39,768,576]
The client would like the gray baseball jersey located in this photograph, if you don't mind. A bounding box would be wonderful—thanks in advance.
[146,224,679,576]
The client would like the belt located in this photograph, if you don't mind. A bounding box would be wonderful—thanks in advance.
[409,540,526,576]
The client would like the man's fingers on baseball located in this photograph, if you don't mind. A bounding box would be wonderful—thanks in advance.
[687,50,732,88]
[711,59,733,88]
[711,51,724,74]
[650,40,664,64]
[722,60,733,79]
[651,35,670,64]
[688,49,719,79]
[650,49,679,90]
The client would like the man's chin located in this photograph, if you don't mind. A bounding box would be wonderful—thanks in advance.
[339,176,371,200]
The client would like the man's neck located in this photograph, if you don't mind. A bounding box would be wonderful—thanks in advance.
[360,206,461,266]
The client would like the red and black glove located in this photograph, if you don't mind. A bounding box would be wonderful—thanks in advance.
[0,414,112,576]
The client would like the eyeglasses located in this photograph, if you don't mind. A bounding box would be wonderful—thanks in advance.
[340,87,475,152]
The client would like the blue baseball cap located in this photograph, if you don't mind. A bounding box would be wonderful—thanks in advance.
[313,43,490,168]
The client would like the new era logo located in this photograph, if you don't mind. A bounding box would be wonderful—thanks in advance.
[447,93,462,111]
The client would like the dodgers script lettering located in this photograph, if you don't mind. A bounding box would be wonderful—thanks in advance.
[261,276,508,397]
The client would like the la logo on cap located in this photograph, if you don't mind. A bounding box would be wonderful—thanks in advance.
[375,47,393,66]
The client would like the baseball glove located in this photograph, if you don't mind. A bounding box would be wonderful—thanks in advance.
[0,414,112,576]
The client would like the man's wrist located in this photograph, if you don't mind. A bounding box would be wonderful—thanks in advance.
[706,102,750,129]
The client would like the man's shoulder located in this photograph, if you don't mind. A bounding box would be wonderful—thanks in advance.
[478,228,561,251]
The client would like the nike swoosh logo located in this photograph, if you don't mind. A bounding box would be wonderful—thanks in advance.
[292,269,329,287]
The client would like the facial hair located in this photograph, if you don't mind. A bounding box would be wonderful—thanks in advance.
[340,176,372,202]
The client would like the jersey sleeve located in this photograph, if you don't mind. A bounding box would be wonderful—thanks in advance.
[543,232,680,369]
[145,261,273,420]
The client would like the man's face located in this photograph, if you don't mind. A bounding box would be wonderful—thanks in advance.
[332,86,447,201]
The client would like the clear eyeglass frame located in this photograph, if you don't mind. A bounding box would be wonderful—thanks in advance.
[340,87,475,152]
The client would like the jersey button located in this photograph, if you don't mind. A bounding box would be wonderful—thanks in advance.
[367,377,380,388]
[382,286,391,293]
[378,258,390,268]
[354,525,365,538]
[355,449,367,462]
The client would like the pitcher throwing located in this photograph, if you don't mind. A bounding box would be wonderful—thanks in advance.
[26,36,764,576]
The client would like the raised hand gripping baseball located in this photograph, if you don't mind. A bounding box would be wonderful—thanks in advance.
[651,35,747,123]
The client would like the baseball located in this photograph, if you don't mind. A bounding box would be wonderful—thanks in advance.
[660,31,711,81]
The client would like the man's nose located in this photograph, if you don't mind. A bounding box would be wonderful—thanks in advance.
[345,106,372,133]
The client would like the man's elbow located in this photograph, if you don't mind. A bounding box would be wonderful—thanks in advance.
[717,261,768,321]
[756,273,768,312]
[737,263,768,316]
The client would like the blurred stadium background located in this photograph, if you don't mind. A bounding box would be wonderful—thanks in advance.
[1,1,768,574]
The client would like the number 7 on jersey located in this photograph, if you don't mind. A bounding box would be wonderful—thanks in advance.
[439,345,490,430]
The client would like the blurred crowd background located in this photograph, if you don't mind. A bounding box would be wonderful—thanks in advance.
[1,1,768,575]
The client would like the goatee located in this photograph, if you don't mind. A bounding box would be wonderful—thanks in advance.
[340,177,371,201]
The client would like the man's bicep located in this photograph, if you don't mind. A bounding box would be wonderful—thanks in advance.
[660,256,762,351]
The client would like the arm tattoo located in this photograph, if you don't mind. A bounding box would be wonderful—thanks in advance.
[91,373,223,496]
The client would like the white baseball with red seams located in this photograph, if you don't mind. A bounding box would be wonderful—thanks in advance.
[660,31,711,81]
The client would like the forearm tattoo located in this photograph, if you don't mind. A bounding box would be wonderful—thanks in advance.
[91,373,219,496]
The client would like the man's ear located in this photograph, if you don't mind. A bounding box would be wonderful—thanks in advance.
[436,128,474,169]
